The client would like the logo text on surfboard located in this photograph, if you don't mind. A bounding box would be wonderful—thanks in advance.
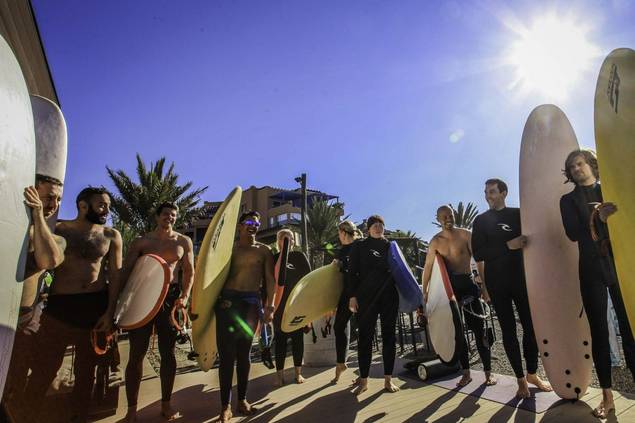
[607,63,620,114]
[289,316,306,326]
[211,213,226,251]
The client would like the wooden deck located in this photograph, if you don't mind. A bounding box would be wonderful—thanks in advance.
[90,341,635,423]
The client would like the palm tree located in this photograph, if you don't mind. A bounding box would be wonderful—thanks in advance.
[107,154,209,243]
[433,201,479,230]
[306,199,344,268]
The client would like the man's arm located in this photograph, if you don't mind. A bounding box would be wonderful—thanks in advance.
[263,246,276,322]
[560,195,581,242]
[176,236,195,309]
[25,186,64,270]
[95,229,123,332]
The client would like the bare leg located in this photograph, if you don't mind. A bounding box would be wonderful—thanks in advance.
[384,375,399,393]
[592,388,615,419]
[294,367,305,384]
[332,363,347,383]
[122,406,137,423]
[484,371,497,386]
[237,399,258,416]
[457,370,472,387]
[275,370,285,387]
[526,373,552,392]
[353,377,368,395]
[219,405,232,422]
[160,400,180,421]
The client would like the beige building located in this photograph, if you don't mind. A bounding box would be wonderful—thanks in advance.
[183,185,339,253]
[1,1,58,103]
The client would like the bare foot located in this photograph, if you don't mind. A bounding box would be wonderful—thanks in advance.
[160,401,181,421]
[384,379,400,393]
[457,372,472,388]
[122,407,137,423]
[295,375,306,384]
[483,372,497,386]
[353,378,368,396]
[351,376,361,386]
[275,371,285,387]
[516,377,531,399]
[526,373,552,392]
[237,400,258,416]
[332,363,347,383]
[592,400,615,419]
[219,406,232,422]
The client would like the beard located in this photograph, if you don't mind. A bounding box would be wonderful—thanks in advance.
[86,206,108,225]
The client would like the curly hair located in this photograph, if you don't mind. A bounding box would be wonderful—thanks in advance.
[563,149,600,184]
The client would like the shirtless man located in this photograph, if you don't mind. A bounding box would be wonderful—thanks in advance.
[422,205,495,387]
[1,175,65,419]
[121,202,194,422]
[24,186,123,423]
[216,211,275,422]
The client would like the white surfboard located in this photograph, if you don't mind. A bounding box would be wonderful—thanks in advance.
[0,34,36,397]
[426,253,462,364]
[520,104,592,399]
[114,254,171,330]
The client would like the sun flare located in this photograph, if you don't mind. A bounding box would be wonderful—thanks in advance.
[507,14,600,100]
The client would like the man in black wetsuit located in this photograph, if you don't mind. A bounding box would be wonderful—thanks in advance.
[272,229,307,386]
[560,149,635,418]
[215,211,275,422]
[349,215,400,395]
[471,178,552,398]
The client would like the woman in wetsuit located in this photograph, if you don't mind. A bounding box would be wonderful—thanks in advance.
[349,215,400,394]
[332,220,363,383]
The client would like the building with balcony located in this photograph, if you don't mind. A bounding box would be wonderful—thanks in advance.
[182,185,339,254]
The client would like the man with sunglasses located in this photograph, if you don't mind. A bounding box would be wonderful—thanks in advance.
[216,211,275,422]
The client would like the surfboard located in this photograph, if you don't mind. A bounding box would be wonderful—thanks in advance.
[274,250,311,319]
[191,186,242,371]
[520,104,592,399]
[281,262,343,333]
[273,237,291,310]
[114,254,171,330]
[594,48,635,335]
[0,33,36,397]
[31,95,67,183]
[426,253,462,365]
[388,241,423,313]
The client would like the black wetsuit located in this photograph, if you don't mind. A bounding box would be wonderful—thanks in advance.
[215,289,260,407]
[273,251,308,371]
[125,283,180,406]
[334,243,354,364]
[449,273,492,372]
[24,290,109,422]
[472,207,538,378]
[349,237,398,378]
[560,182,635,389]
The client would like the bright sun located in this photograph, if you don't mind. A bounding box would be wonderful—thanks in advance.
[507,14,600,100]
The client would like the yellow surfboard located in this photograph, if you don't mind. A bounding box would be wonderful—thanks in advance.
[595,48,635,336]
[281,263,343,333]
[191,186,242,371]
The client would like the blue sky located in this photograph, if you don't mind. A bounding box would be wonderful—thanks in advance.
[32,0,635,241]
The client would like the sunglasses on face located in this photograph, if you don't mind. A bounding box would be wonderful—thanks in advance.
[242,220,261,228]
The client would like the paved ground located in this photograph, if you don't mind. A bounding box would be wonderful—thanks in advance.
[86,338,635,423]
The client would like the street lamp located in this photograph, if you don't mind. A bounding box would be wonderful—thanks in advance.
[295,173,309,258]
